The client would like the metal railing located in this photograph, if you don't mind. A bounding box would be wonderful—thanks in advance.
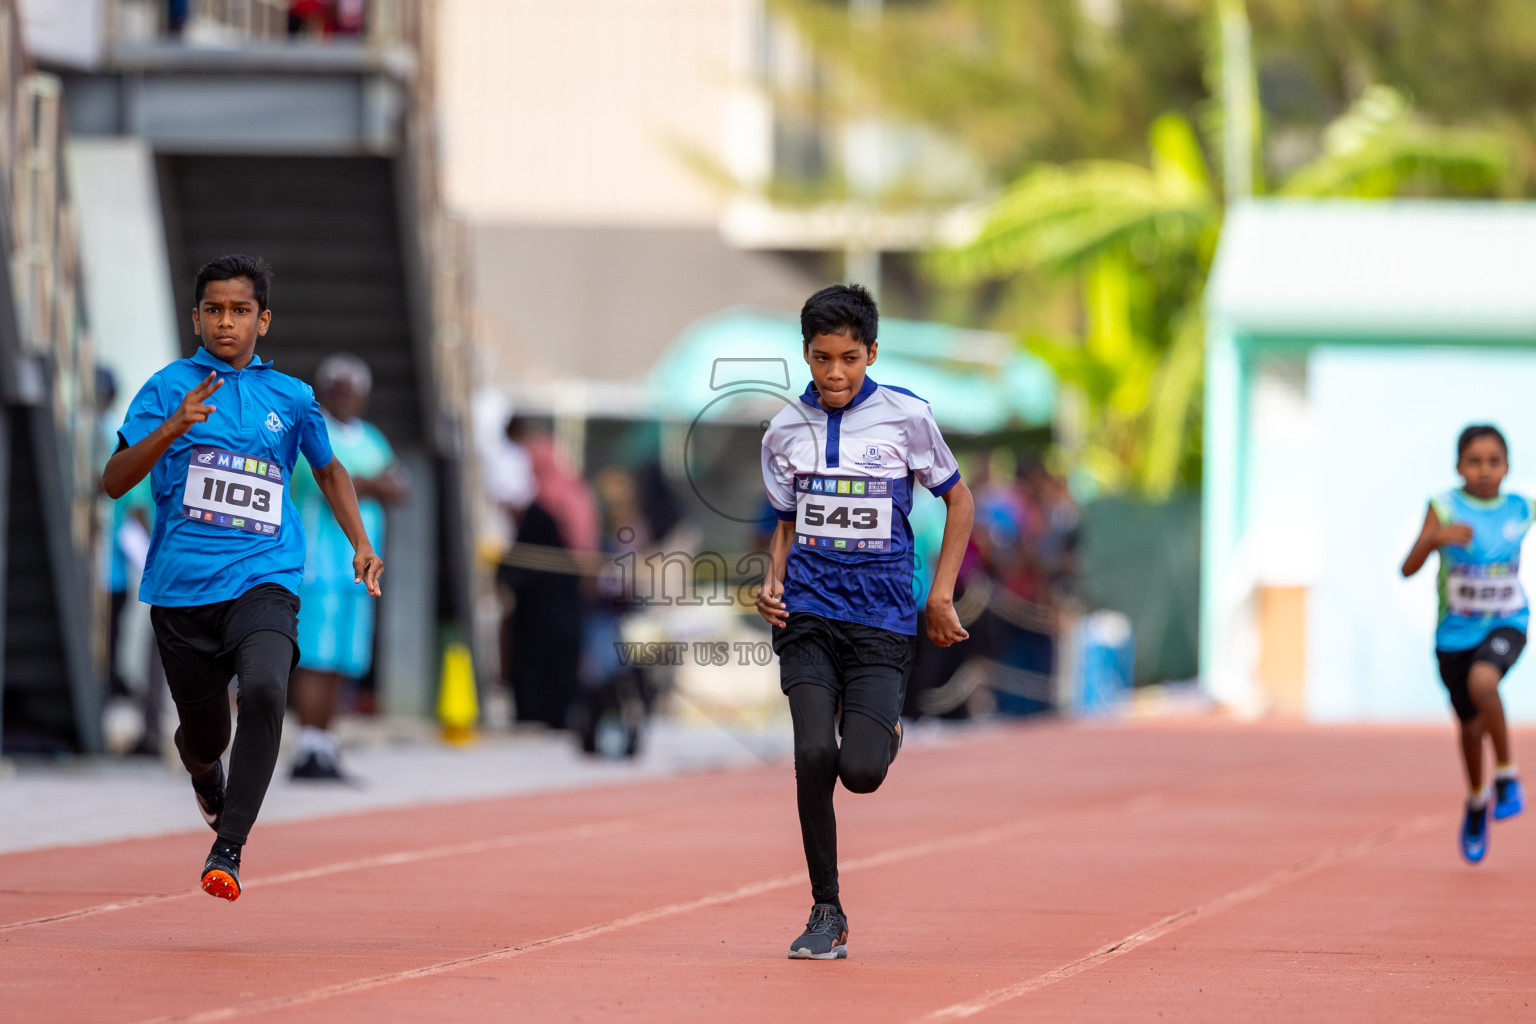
[107,0,415,47]
[0,0,104,751]
[0,3,96,551]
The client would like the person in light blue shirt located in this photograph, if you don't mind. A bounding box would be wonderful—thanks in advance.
[103,255,383,902]
[290,354,408,780]
[1402,425,1530,864]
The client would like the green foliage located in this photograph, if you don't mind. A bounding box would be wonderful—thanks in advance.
[1279,86,1514,198]
[765,0,1209,179]
[939,87,1513,499]
[766,0,1530,499]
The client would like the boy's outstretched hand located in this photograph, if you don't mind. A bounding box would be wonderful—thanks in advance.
[925,596,970,647]
[170,372,223,437]
[354,549,384,597]
[756,577,789,628]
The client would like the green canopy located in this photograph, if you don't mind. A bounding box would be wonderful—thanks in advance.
[646,308,1055,433]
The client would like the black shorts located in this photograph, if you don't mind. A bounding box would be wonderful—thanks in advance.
[1436,627,1526,723]
[150,583,301,687]
[771,612,917,731]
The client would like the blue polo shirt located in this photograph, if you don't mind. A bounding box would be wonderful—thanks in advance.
[117,347,334,607]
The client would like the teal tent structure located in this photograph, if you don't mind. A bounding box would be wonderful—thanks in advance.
[646,308,1055,432]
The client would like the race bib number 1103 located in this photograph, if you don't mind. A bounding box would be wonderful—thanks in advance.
[181,445,284,536]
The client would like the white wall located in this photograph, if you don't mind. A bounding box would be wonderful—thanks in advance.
[18,0,104,68]
[1306,346,1536,722]
[66,138,182,425]
[436,0,758,226]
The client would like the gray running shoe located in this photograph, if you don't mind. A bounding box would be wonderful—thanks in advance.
[788,903,849,960]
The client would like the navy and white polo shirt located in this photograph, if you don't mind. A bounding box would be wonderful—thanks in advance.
[761,376,961,635]
[117,346,334,607]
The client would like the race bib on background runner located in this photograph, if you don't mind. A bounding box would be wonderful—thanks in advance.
[795,475,892,551]
[181,445,284,536]
[1446,563,1526,618]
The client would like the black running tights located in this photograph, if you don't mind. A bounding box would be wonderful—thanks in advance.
[165,629,293,845]
[788,682,895,907]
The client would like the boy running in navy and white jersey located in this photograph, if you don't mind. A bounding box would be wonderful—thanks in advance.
[103,255,382,901]
[1402,425,1529,864]
[757,284,974,959]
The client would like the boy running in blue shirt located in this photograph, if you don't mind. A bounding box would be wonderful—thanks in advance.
[103,255,382,901]
[1401,425,1528,864]
[757,284,974,959]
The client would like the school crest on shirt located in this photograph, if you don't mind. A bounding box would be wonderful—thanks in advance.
[265,411,285,434]
[853,441,889,469]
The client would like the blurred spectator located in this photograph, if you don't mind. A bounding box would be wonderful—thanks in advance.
[904,448,1078,720]
[289,354,408,780]
[572,466,654,756]
[289,0,367,37]
[1020,459,1080,591]
[485,415,537,541]
[500,434,598,730]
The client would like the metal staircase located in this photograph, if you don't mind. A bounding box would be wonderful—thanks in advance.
[0,2,102,754]
[53,0,477,721]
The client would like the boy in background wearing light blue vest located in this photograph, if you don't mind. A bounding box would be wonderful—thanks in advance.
[1402,425,1529,864]
[290,353,407,780]
[104,255,383,901]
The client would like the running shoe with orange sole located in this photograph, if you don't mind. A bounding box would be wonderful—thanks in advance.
[201,841,242,901]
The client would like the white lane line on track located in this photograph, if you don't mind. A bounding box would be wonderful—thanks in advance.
[916,811,1447,1021]
[0,819,640,933]
[135,793,1170,1024]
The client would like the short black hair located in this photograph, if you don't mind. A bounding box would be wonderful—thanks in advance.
[195,254,272,311]
[1458,424,1508,459]
[801,283,878,348]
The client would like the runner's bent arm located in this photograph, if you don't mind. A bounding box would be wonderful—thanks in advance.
[926,479,974,647]
[103,372,224,498]
[1401,505,1472,578]
[310,457,385,596]
[755,519,795,628]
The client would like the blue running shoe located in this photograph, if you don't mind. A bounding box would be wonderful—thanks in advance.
[1461,802,1489,864]
[1495,776,1524,820]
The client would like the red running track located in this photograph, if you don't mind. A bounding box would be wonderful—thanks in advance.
[2,720,1533,1023]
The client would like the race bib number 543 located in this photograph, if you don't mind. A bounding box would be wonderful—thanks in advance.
[182,445,284,536]
[795,475,892,551]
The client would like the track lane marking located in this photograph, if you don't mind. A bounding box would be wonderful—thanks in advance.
[916,811,1447,1021]
[134,793,1170,1023]
[0,819,640,933]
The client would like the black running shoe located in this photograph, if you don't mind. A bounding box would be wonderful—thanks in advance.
[788,903,848,960]
[191,761,225,834]
[201,840,242,902]
[291,750,345,781]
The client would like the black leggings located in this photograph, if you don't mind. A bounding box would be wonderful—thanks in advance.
[788,682,895,907]
[165,628,292,845]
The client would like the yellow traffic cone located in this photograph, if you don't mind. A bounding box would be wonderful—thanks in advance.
[438,641,479,745]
